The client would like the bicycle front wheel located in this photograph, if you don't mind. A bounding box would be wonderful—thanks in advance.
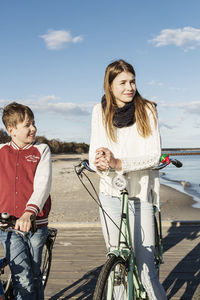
[0,258,13,299]
[93,255,131,300]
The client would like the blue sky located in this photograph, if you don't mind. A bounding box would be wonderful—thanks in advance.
[0,0,200,148]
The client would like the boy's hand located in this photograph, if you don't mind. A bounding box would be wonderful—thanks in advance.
[15,212,34,232]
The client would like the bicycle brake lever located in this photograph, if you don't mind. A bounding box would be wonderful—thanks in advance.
[30,214,37,233]
[4,227,28,239]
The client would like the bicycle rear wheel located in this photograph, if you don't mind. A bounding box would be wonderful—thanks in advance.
[154,215,163,276]
[41,237,52,288]
[93,255,131,300]
[41,227,57,288]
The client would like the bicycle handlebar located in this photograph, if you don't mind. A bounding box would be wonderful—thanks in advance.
[75,159,94,175]
[75,156,182,175]
[171,159,183,168]
[0,212,37,237]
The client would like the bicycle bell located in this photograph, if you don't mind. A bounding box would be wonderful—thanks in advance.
[112,174,127,190]
[1,212,10,219]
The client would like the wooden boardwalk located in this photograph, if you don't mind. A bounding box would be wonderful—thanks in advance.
[45,222,200,300]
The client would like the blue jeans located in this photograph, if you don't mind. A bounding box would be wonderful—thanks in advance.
[99,193,167,300]
[0,226,48,300]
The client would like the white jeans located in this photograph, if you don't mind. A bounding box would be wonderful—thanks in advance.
[99,193,167,300]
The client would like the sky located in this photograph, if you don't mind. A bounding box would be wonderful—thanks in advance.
[0,0,200,148]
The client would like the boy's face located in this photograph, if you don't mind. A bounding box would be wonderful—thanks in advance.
[8,114,37,148]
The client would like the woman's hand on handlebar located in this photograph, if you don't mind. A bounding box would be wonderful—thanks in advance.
[95,147,122,171]
[15,212,34,232]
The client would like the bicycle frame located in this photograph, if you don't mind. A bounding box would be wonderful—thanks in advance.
[106,189,147,299]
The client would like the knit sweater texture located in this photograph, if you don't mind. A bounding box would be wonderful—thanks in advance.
[89,103,161,208]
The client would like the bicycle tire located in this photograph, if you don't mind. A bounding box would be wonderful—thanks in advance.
[41,241,52,289]
[3,274,13,300]
[93,255,132,300]
[154,215,161,276]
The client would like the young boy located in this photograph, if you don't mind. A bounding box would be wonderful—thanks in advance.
[0,102,52,300]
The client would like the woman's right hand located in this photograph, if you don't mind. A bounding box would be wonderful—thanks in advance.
[94,149,109,171]
[95,147,122,171]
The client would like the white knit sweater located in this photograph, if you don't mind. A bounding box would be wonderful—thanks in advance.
[89,103,161,208]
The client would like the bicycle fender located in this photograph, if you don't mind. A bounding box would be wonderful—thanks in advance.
[106,250,121,258]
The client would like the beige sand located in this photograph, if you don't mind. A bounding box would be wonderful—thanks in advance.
[49,154,200,224]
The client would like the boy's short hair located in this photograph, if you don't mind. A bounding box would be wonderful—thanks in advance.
[2,102,34,129]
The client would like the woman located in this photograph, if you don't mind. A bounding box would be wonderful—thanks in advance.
[89,59,167,299]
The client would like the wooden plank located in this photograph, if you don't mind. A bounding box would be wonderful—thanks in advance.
[43,224,200,299]
[1,224,200,299]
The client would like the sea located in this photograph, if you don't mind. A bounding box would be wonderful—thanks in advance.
[160,151,200,208]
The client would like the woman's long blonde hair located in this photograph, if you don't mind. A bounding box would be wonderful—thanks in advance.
[103,59,157,142]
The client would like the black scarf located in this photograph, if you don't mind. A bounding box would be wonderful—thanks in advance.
[101,95,135,128]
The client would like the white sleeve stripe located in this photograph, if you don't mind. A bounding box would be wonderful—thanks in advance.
[25,206,38,214]
[36,218,48,225]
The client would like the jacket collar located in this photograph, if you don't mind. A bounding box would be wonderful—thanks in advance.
[10,140,34,150]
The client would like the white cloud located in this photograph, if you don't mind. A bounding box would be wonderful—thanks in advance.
[158,101,200,114]
[168,87,182,91]
[149,26,200,50]
[147,80,163,86]
[147,80,156,85]
[158,101,200,130]
[40,30,83,50]
[177,101,200,114]
[195,118,200,128]
[159,121,175,130]
[32,97,91,117]
[0,96,90,117]
[38,102,89,116]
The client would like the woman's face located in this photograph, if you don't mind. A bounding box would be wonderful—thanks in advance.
[111,71,136,107]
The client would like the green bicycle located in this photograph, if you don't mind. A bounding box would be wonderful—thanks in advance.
[75,156,182,299]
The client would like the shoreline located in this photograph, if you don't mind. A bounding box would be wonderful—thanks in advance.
[50,154,200,224]
[160,177,200,208]
[160,183,200,221]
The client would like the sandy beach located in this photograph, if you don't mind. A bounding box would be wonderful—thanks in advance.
[49,154,200,224]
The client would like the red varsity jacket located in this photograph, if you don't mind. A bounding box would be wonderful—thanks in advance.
[0,141,52,227]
